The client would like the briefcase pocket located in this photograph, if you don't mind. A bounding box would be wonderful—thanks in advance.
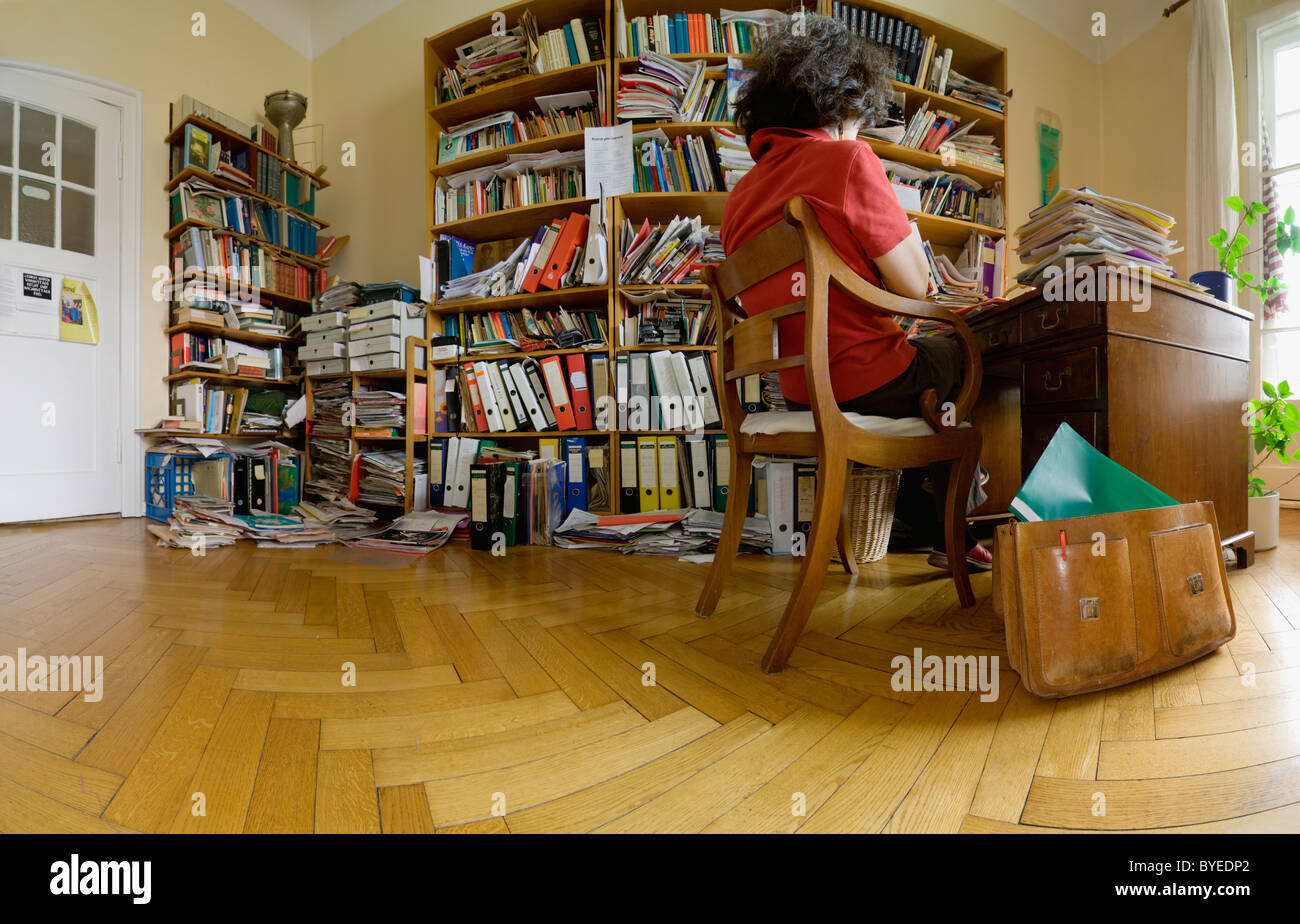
[1150,523,1233,656]
[1030,539,1139,687]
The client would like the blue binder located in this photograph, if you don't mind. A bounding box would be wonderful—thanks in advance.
[561,436,588,513]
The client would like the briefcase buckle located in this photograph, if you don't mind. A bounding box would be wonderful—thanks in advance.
[1187,573,1204,595]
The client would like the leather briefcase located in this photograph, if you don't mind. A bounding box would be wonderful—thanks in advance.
[993,501,1235,698]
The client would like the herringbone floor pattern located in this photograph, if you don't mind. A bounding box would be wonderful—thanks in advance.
[1,512,1298,834]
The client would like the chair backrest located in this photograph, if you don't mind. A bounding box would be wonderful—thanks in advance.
[704,196,982,437]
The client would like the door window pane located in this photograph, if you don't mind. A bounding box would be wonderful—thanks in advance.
[17,177,54,246]
[0,100,12,168]
[0,172,10,239]
[61,187,94,255]
[18,106,56,176]
[61,117,94,188]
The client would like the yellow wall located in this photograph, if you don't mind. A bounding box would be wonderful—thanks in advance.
[0,0,313,428]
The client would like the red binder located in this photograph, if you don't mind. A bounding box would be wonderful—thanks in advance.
[521,219,564,294]
[540,355,576,430]
[566,353,594,429]
[463,363,488,432]
[538,212,590,290]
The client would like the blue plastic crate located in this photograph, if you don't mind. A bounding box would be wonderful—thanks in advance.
[144,451,233,522]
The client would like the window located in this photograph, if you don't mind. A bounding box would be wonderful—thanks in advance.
[0,98,96,254]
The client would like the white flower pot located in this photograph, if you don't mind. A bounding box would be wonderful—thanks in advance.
[1249,492,1280,552]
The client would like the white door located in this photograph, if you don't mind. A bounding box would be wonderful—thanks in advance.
[0,68,122,522]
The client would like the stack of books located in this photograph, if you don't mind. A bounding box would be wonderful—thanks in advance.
[437,20,530,102]
[616,53,727,122]
[1013,187,1182,289]
[618,293,714,346]
[464,305,607,351]
[618,214,722,285]
[881,159,1001,226]
[437,98,606,165]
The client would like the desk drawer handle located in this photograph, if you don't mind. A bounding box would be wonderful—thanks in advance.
[1042,368,1073,392]
[1039,306,1068,330]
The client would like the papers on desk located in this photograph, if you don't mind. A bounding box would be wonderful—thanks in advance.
[1013,186,1193,290]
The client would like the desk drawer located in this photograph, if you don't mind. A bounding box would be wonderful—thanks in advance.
[1024,346,1100,406]
[1022,301,1098,343]
[977,317,1021,352]
[1023,411,1101,475]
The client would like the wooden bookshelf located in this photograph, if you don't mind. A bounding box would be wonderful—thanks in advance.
[423,0,1011,517]
[165,322,302,348]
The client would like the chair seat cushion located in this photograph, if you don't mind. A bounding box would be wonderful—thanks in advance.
[738,410,971,437]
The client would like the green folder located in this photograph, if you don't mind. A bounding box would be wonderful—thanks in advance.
[1011,423,1178,522]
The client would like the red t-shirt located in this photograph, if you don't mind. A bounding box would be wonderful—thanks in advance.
[721,127,916,404]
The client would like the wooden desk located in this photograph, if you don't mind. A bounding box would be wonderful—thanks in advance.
[967,275,1255,565]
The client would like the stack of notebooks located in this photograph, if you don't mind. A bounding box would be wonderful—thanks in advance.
[1013,187,1184,290]
[618,214,722,285]
[437,208,602,302]
[631,129,726,193]
[710,127,755,190]
[436,18,530,102]
[615,53,728,122]
[433,149,585,224]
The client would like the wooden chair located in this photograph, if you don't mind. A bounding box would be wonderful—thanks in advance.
[696,196,984,673]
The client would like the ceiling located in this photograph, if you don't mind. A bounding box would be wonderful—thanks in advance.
[223,0,406,60]
[996,0,1173,62]
[228,0,1175,65]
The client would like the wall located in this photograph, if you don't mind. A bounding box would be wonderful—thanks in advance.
[0,0,313,430]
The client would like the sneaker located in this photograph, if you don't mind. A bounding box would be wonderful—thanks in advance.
[927,542,994,573]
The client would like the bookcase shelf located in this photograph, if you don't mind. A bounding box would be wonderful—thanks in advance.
[165,219,330,268]
[165,166,328,228]
[165,322,302,348]
[163,371,301,387]
[172,271,314,308]
[164,114,331,189]
[436,345,608,366]
[425,0,1010,520]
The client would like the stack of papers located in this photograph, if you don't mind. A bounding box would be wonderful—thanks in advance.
[552,510,709,554]
[618,214,721,284]
[944,70,1010,113]
[147,495,241,549]
[353,391,405,429]
[357,451,424,507]
[295,498,377,527]
[616,53,727,122]
[677,508,772,554]
[316,280,362,312]
[1014,187,1187,288]
[711,127,754,190]
[351,510,468,555]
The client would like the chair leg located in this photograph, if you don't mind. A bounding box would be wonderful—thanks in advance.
[762,454,848,673]
[944,434,982,609]
[836,462,859,577]
[696,449,754,618]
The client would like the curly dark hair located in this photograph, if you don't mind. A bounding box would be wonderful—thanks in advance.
[734,12,895,142]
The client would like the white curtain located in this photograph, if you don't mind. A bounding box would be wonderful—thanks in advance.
[1186,0,1239,274]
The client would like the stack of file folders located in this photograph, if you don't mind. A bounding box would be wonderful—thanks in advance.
[1014,187,1185,290]
[357,450,424,508]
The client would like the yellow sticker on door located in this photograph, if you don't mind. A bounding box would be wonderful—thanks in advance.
[59,276,98,344]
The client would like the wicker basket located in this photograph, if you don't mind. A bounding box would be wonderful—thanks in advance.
[830,465,902,565]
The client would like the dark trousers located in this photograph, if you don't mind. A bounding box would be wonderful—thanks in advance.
[789,336,977,549]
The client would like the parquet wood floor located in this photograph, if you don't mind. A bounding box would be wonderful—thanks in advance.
[0,512,1297,833]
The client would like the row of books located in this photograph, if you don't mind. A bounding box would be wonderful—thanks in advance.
[433,150,585,224]
[171,287,297,337]
[888,100,1003,171]
[170,380,291,435]
[464,306,607,351]
[619,294,714,346]
[632,130,726,193]
[170,177,321,257]
[436,99,605,166]
[438,208,601,302]
[618,214,723,285]
[884,162,1000,227]
[535,16,607,72]
[711,127,755,189]
[615,5,781,56]
[830,2,1011,115]
[171,228,326,298]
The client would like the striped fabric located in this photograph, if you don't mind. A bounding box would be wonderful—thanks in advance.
[1262,120,1287,321]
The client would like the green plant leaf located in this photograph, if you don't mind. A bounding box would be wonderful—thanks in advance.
[1287,205,1295,224]
[1264,381,1278,398]
[1281,380,1292,397]
[1253,201,1269,216]
[1209,229,1228,248]
[1226,195,1245,212]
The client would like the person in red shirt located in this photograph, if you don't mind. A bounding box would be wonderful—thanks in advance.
[723,12,991,572]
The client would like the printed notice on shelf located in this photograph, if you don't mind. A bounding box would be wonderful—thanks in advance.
[584,122,634,200]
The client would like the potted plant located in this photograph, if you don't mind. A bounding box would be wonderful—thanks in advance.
[1247,379,1300,551]
[1195,197,1300,305]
